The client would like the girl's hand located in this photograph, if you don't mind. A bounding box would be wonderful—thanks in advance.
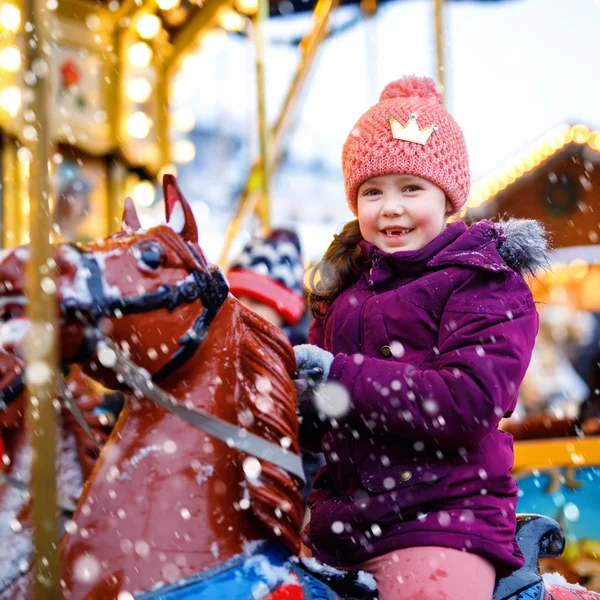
[294,344,334,384]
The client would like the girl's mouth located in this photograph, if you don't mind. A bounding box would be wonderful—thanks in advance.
[381,228,414,238]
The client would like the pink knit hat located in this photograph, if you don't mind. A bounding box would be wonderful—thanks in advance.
[342,76,470,215]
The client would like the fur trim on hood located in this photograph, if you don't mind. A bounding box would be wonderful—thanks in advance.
[497,218,551,277]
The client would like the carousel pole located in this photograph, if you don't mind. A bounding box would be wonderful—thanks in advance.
[219,0,339,266]
[23,0,60,595]
[433,0,446,103]
[252,0,271,231]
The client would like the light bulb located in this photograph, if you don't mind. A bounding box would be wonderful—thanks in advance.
[235,0,258,15]
[157,0,180,9]
[126,112,152,138]
[0,4,21,31]
[128,42,152,67]
[132,181,156,207]
[172,139,196,163]
[218,8,245,32]
[127,77,152,103]
[137,14,161,39]
[0,86,21,116]
[0,46,20,71]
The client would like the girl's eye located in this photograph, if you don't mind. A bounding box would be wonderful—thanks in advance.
[403,185,421,193]
[363,188,381,197]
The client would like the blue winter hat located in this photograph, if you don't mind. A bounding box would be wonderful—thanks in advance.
[228,229,306,325]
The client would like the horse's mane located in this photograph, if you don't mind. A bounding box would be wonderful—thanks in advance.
[238,307,304,553]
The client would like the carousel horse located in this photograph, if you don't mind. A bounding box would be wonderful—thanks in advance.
[0,175,599,600]
[0,352,118,598]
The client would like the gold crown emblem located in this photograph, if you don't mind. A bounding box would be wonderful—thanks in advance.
[386,113,438,145]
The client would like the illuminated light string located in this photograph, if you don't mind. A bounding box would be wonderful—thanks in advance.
[467,124,600,210]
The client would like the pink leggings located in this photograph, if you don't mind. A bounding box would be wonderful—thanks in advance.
[347,546,496,600]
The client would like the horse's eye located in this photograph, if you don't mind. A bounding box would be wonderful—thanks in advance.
[138,242,164,270]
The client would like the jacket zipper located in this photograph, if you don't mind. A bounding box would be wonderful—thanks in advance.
[369,248,378,279]
[359,248,378,354]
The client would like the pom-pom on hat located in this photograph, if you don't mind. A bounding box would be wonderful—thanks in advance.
[227,229,306,326]
[342,76,470,215]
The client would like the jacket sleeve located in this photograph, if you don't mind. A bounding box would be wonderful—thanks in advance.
[298,316,329,453]
[328,271,539,449]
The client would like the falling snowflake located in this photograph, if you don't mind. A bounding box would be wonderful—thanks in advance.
[243,457,262,480]
[331,521,344,534]
[314,382,350,419]
[72,554,101,583]
[97,344,117,368]
[163,440,177,454]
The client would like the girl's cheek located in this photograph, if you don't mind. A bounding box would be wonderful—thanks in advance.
[412,206,446,226]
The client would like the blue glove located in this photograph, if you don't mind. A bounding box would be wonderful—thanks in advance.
[294,344,334,384]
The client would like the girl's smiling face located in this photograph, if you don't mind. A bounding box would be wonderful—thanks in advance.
[357,174,452,253]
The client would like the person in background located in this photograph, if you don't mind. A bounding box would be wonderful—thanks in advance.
[227,229,323,501]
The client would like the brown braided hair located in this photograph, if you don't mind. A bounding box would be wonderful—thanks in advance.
[306,219,369,318]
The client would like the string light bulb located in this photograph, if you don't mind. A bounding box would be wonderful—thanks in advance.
[127,77,152,103]
[0,86,21,116]
[0,4,20,31]
[218,8,246,32]
[126,112,152,138]
[128,42,153,67]
[0,46,20,71]
[137,14,161,39]
[172,139,196,163]
[132,180,156,207]
[235,0,258,15]
[157,0,180,9]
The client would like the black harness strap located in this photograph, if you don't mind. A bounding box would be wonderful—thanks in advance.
[0,371,24,410]
[68,242,229,379]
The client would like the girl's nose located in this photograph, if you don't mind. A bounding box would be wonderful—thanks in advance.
[382,196,404,217]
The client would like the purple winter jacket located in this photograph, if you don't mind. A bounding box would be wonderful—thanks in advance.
[303,219,543,577]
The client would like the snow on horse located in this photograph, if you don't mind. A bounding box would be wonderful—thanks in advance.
[0,354,115,598]
[1,175,600,600]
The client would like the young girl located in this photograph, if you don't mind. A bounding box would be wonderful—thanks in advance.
[294,76,549,599]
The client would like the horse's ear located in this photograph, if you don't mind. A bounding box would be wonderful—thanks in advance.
[121,197,142,232]
[163,175,198,243]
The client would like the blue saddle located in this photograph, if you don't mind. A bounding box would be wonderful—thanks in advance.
[135,541,343,600]
[136,515,565,600]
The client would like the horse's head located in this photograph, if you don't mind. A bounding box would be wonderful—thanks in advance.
[0,176,228,386]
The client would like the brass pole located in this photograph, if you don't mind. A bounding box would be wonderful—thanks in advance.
[1,139,19,248]
[156,66,171,170]
[107,159,128,234]
[165,0,231,74]
[252,0,271,231]
[23,0,59,595]
[219,0,339,266]
[434,0,446,103]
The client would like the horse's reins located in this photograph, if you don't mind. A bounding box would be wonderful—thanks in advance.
[96,337,306,483]
[68,237,306,484]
